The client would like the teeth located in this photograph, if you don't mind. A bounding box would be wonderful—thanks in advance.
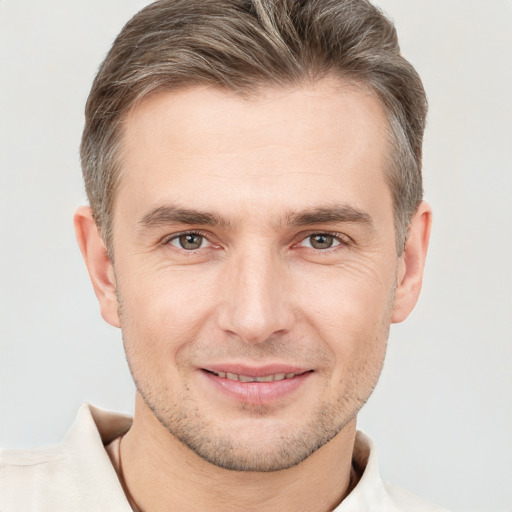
[255,375,274,382]
[213,371,299,382]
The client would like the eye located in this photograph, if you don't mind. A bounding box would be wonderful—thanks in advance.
[300,233,342,250]
[168,232,208,250]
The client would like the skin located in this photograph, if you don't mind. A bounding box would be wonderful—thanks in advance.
[75,79,431,511]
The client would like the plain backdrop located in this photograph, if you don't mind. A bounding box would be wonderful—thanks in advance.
[0,1,511,511]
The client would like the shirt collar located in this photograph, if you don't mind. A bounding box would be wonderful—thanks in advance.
[62,403,404,511]
[62,403,133,510]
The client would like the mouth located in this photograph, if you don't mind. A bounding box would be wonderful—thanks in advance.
[203,369,309,382]
[199,366,314,405]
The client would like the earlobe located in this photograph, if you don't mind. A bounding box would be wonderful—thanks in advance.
[74,206,121,328]
[391,201,432,324]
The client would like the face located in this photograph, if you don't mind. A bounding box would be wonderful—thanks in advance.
[109,80,400,471]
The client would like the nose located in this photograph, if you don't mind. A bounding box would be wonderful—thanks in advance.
[216,245,295,344]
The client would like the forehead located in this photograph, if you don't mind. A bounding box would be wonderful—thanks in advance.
[116,79,392,228]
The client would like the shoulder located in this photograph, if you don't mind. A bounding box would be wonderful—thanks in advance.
[0,403,133,512]
[0,444,79,511]
[384,482,450,512]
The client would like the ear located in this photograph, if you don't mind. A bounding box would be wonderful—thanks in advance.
[392,201,432,324]
[74,206,120,328]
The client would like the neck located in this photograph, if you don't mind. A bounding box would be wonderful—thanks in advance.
[120,395,357,512]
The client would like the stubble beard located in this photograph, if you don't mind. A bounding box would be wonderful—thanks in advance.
[118,288,393,473]
[122,338,389,473]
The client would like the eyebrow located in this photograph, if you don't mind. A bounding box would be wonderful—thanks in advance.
[138,203,373,231]
[139,205,232,229]
[285,205,373,228]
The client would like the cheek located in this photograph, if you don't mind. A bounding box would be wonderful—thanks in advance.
[117,266,218,363]
[296,257,395,317]
[293,260,395,356]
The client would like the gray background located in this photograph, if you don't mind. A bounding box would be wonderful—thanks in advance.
[1,1,511,511]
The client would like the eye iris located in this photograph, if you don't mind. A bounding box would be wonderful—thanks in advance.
[179,234,203,250]
[310,234,334,249]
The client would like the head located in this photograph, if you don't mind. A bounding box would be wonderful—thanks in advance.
[76,0,431,473]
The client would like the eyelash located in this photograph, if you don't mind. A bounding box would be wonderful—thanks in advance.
[162,230,212,248]
[161,230,352,252]
[297,231,352,251]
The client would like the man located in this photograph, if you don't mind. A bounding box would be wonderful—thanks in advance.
[0,0,446,510]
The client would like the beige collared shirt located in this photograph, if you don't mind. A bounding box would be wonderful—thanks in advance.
[0,403,448,511]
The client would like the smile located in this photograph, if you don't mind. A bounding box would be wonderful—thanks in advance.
[206,370,304,382]
[200,367,313,405]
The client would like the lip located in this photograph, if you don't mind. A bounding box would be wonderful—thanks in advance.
[199,364,313,405]
[204,363,309,378]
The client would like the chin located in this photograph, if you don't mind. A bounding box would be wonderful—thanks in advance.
[144,394,355,473]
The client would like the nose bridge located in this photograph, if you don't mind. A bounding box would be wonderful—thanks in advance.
[219,241,292,343]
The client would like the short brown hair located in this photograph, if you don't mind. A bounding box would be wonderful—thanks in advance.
[81,0,427,254]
